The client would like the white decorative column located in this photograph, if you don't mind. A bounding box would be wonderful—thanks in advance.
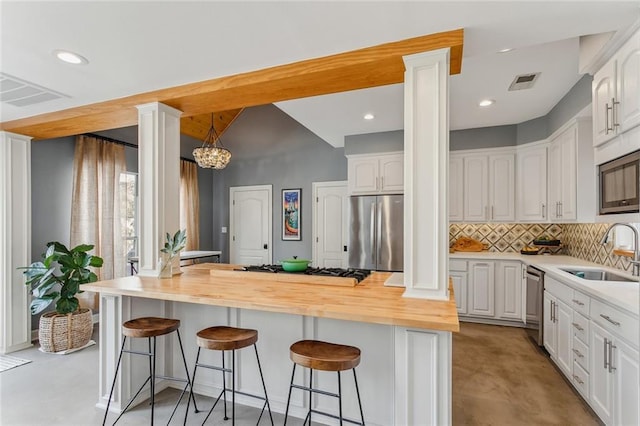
[402,49,450,301]
[0,131,32,354]
[136,102,182,277]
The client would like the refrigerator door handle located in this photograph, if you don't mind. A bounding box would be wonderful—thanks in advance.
[377,199,383,268]
[370,202,376,265]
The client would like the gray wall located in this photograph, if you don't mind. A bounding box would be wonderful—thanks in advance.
[450,125,517,151]
[344,130,403,155]
[516,116,548,145]
[546,74,593,135]
[212,104,347,263]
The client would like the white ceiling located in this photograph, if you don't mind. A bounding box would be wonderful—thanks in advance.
[2,1,639,147]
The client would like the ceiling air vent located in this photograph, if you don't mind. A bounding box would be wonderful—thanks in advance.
[0,72,69,107]
[508,72,541,91]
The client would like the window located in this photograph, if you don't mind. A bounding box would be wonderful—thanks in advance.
[119,172,138,262]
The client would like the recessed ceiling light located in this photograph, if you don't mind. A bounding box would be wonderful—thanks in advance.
[53,49,89,65]
[363,113,375,120]
[479,99,495,107]
[498,48,514,53]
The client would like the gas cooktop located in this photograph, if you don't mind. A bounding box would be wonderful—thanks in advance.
[238,265,372,283]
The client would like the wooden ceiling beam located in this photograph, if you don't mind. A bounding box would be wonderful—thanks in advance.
[1,28,463,140]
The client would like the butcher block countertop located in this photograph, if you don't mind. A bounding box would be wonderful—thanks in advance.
[84,263,459,332]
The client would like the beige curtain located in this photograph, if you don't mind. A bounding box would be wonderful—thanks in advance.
[180,160,200,251]
[70,135,126,310]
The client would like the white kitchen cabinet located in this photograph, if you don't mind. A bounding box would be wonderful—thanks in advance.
[543,286,573,378]
[463,155,489,221]
[347,153,403,195]
[543,292,557,358]
[590,321,615,425]
[548,118,595,222]
[614,337,640,426]
[549,126,577,221]
[449,155,464,222]
[495,261,522,321]
[593,28,640,147]
[450,271,468,315]
[593,59,618,147]
[516,143,548,222]
[467,261,495,317]
[462,151,514,222]
[489,154,516,221]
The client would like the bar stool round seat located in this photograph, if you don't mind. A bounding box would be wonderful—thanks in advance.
[196,326,258,350]
[284,340,365,426]
[186,326,273,425]
[122,317,180,338]
[290,340,361,371]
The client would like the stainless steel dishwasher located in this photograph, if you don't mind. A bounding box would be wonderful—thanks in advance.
[525,265,545,346]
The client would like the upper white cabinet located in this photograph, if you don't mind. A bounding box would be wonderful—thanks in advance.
[516,143,548,222]
[453,148,515,222]
[548,118,595,222]
[449,155,464,222]
[593,28,640,147]
[463,155,489,221]
[347,153,403,195]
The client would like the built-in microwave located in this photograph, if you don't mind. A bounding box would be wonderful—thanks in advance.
[599,150,640,215]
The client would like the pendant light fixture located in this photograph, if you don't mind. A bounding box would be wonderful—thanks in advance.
[193,113,232,169]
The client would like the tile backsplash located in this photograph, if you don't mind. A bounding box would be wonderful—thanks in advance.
[449,222,634,273]
[449,223,562,252]
[563,223,633,273]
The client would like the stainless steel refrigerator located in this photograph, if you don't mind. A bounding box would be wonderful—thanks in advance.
[348,195,403,271]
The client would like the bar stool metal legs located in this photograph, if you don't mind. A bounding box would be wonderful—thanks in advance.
[284,340,365,426]
[102,318,194,426]
[185,326,273,426]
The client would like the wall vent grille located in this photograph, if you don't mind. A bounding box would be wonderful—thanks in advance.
[508,72,541,91]
[0,72,69,107]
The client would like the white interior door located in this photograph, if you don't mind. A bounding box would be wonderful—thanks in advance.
[230,185,272,265]
[312,181,348,268]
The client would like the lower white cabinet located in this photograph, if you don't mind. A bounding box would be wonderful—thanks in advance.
[450,271,468,315]
[590,320,640,426]
[495,261,522,320]
[543,290,573,377]
[468,261,495,317]
[450,259,524,323]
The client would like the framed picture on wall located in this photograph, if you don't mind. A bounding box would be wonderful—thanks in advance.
[282,188,301,241]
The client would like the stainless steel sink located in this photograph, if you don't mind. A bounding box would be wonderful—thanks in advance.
[560,268,636,282]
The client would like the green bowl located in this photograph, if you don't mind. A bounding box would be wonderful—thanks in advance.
[281,259,311,272]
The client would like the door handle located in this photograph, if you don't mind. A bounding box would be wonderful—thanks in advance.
[263,244,268,250]
[609,342,616,373]
[572,348,584,358]
[612,97,620,129]
[343,245,348,252]
[605,102,612,134]
[600,314,621,326]
[559,202,563,217]
[604,338,609,370]
[542,203,545,219]
[571,322,584,331]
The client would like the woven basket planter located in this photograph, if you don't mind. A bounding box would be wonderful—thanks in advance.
[38,308,92,353]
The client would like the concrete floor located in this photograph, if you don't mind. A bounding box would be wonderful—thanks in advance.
[453,322,601,426]
[0,323,601,425]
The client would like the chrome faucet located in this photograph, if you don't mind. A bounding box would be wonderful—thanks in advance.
[600,223,640,277]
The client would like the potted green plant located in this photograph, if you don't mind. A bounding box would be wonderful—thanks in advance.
[22,242,103,353]
[159,229,186,278]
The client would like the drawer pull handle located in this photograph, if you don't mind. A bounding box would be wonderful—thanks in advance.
[572,375,584,385]
[600,314,621,326]
[572,299,585,306]
[572,349,584,358]
[571,322,584,331]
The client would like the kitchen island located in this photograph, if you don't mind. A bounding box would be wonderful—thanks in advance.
[85,263,459,425]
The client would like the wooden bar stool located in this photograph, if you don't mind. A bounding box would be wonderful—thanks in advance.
[284,340,365,426]
[102,317,194,426]
[185,326,273,425]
